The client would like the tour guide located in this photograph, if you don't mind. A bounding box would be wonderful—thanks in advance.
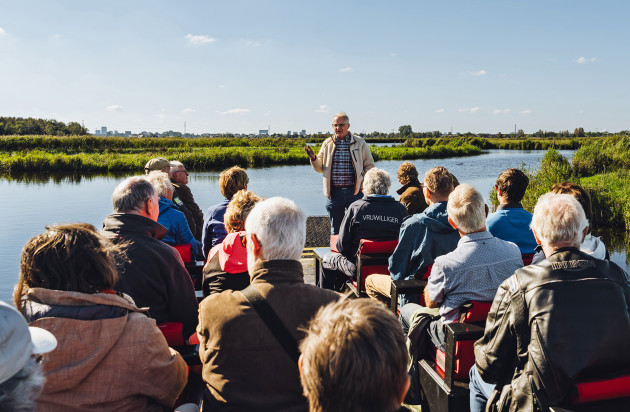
[305,111,374,235]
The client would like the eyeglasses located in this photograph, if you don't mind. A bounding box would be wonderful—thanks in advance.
[332,123,347,128]
[175,170,189,176]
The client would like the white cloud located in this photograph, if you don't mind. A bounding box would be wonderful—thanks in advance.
[493,109,510,115]
[470,70,487,76]
[315,104,329,113]
[458,108,469,113]
[182,108,196,114]
[435,109,445,113]
[520,109,533,115]
[0,28,6,36]
[246,40,261,47]
[339,67,354,72]
[186,34,216,45]
[106,105,123,112]
[576,57,596,64]
[470,107,480,113]
[219,108,250,116]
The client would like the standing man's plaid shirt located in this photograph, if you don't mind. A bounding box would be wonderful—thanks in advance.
[331,134,355,188]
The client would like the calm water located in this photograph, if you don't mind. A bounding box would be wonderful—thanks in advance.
[1,149,628,303]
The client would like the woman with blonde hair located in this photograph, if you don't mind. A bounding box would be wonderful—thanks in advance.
[202,190,261,296]
[14,223,187,411]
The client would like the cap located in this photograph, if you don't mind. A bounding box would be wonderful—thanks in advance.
[0,301,57,384]
[144,157,170,173]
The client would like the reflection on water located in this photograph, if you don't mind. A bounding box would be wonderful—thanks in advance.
[594,229,630,269]
[1,149,628,303]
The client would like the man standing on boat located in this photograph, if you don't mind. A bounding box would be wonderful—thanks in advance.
[305,112,375,235]
[169,160,204,241]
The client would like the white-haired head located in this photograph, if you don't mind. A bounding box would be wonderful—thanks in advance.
[530,193,588,248]
[447,184,486,234]
[245,197,306,263]
[146,170,174,199]
[363,168,391,196]
[112,176,156,213]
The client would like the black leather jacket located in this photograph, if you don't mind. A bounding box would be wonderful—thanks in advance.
[475,248,630,411]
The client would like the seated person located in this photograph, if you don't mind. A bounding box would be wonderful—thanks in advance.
[102,176,199,337]
[470,193,630,412]
[14,223,188,411]
[365,166,460,306]
[320,168,407,291]
[202,166,249,257]
[531,181,608,264]
[486,168,537,255]
[147,171,202,258]
[170,160,204,241]
[198,197,339,411]
[401,184,522,350]
[396,161,428,215]
[0,300,57,412]
[202,189,261,296]
[299,299,411,412]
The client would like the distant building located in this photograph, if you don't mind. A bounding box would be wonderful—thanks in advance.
[101,126,107,135]
[258,129,269,136]
[125,131,131,136]
[95,129,101,135]
[287,130,292,136]
[300,130,306,136]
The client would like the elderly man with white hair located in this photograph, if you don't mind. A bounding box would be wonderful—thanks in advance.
[197,197,340,412]
[319,167,408,291]
[470,193,630,412]
[402,184,522,351]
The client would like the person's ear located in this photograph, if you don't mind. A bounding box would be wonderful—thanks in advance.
[532,228,542,245]
[397,375,411,407]
[251,233,263,258]
[448,216,458,230]
[582,226,589,243]
[298,354,304,377]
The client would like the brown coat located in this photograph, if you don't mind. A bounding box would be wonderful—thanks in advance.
[397,180,428,216]
[24,288,188,412]
[198,259,340,412]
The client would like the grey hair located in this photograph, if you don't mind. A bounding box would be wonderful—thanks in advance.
[244,197,306,261]
[112,176,156,213]
[168,161,185,178]
[333,112,349,123]
[146,171,174,198]
[530,193,588,248]
[447,184,486,233]
[363,168,391,196]
[0,358,45,412]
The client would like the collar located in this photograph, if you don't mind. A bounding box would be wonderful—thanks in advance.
[496,203,524,210]
[333,132,353,144]
[250,259,305,284]
[367,194,393,199]
[396,180,422,195]
[460,230,493,243]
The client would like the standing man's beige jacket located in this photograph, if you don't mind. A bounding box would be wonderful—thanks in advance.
[309,132,375,198]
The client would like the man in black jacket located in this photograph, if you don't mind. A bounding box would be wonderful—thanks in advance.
[102,176,199,338]
[320,168,407,291]
[470,192,630,411]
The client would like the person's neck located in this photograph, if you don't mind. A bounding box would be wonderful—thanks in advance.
[542,242,580,257]
[459,227,487,238]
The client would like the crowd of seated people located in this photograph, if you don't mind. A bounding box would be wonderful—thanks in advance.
[6,158,630,412]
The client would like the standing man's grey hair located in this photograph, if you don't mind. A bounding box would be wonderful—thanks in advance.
[530,193,588,248]
[244,197,306,261]
[112,176,156,213]
[363,168,391,196]
[334,111,349,123]
[146,171,174,198]
[447,184,486,233]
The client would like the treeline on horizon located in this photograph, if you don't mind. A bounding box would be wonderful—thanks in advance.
[0,116,89,136]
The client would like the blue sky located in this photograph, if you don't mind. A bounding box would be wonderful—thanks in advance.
[1,1,628,135]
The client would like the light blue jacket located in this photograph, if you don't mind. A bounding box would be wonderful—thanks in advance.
[486,204,537,254]
[158,197,202,256]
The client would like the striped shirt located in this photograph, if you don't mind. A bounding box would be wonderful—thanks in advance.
[331,135,355,187]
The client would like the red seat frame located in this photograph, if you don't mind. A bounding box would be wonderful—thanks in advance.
[346,239,398,297]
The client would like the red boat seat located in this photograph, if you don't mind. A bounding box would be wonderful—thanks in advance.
[157,322,185,346]
[174,243,192,263]
[348,239,398,296]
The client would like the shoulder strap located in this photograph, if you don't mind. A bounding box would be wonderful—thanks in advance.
[240,285,300,364]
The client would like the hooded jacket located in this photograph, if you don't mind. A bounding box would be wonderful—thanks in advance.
[397,180,428,215]
[22,288,187,412]
[202,231,250,297]
[157,196,202,256]
[389,201,460,281]
[486,203,537,254]
[475,248,630,411]
[102,213,199,337]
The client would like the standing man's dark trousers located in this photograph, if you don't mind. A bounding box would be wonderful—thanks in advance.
[326,187,363,235]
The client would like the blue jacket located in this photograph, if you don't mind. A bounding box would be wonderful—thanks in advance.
[389,201,460,281]
[158,197,202,256]
[486,204,537,254]
[202,199,229,258]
